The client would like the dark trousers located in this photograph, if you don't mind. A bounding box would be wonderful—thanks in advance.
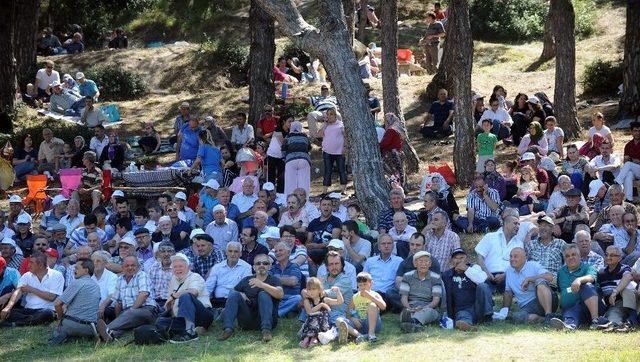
[421,124,452,139]
[210,297,227,308]
[267,156,285,193]
[322,152,347,187]
[382,289,404,313]
[222,290,277,331]
[176,294,215,329]
[1,307,55,327]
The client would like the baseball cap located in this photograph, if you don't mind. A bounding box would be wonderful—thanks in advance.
[588,179,606,198]
[75,72,85,80]
[262,182,275,192]
[112,190,125,198]
[50,80,61,88]
[179,102,190,109]
[170,253,190,264]
[563,187,582,197]
[0,256,5,273]
[212,204,226,213]
[520,152,536,162]
[44,248,59,259]
[175,191,187,201]
[327,239,345,249]
[51,194,68,206]
[327,192,341,200]
[537,215,555,225]
[133,227,150,236]
[527,96,540,104]
[0,238,17,248]
[118,237,137,248]
[451,248,467,257]
[413,250,431,262]
[203,179,220,190]
[8,195,22,203]
[16,214,32,224]
[260,226,281,240]
[472,94,484,102]
[189,228,206,239]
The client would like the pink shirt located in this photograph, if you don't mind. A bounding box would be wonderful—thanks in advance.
[321,121,345,155]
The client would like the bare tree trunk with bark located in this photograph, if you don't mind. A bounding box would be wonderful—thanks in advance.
[539,12,556,61]
[14,0,39,88]
[0,0,17,134]
[256,0,389,226]
[342,0,356,44]
[552,0,580,138]
[357,0,368,42]
[380,0,420,174]
[248,0,276,126]
[425,20,454,101]
[620,0,640,118]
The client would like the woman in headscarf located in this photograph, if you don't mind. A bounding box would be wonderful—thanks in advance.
[424,172,459,222]
[380,112,406,186]
[281,120,311,196]
[98,130,125,170]
[517,121,548,156]
[482,159,507,201]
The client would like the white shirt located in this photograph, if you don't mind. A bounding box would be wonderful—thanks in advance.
[35,68,60,90]
[60,213,85,238]
[390,225,418,255]
[144,220,158,233]
[0,225,16,239]
[303,202,321,221]
[546,191,587,214]
[90,135,109,158]
[231,193,258,213]
[231,124,255,145]
[18,268,64,310]
[475,228,523,273]
[588,154,621,178]
[588,125,612,140]
[478,108,513,128]
[317,260,358,290]
[544,128,565,153]
[91,269,118,303]
[168,272,211,315]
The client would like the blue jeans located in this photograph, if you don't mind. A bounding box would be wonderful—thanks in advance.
[341,313,382,334]
[322,152,347,187]
[14,160,37,181]
[491,120,510,140]
[222,290,276,331]
[454,282,494,325]
[176,293,215,329]
[454,216,500,232]
[561,283,600,328]
[63,99,86,117]
[278,294,302,318]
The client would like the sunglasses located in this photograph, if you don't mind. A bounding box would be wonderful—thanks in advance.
[167,208,177,212]
[254,261,271,266]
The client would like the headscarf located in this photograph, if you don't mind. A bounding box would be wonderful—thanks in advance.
[423,172,450,200]
[529,121,544,143]
[290,121,303,134]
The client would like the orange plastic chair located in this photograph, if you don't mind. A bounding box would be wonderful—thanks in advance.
[22,174,49,216]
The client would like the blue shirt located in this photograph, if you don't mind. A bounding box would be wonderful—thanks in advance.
[179,124,201,161]
[505,261,548,308]
[0,267,19,293]
[270,261,302,296]
[199,192,220,226]
[205,259,253,298]
[429,99,455,127]
[242,216,276,228]
[79,79,98,97]
[225,203,240,223]
[363,254,403,293]
[197,144,222,175]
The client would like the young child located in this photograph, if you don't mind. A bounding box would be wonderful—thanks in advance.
[299,278,343,348]
[336,272,386,344]
[347,204,370,235]
[509,165,538,215]
[476,118,497,173]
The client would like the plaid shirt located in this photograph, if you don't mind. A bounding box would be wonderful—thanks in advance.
[113,270,156,309]
[186,248,225,278]
[525,237,566,276]
[424,229,460,270]
[581,251,605,271]
[147,260,172,300]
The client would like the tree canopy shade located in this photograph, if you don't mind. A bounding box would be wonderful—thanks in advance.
[255,0,389,225]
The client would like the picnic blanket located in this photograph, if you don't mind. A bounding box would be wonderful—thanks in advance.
[121,169,192,197]
[38,106,124,127]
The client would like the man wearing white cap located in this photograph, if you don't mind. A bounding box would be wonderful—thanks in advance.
[546,175,587,214]
[105,237,138,274]
[0,239,24,270]
[172,102,191,146]
[399,251,444,332]
[328,193,348,222]
[8,195,29,231]
[200,179,221,227]
[49,81,85,116]
[13,214,36,258]
[205,204,238,252]
[175,191,196,227]
[76,72,100,100]
[39,194,68,234]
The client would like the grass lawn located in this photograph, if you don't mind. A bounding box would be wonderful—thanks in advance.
[1,314,640,361]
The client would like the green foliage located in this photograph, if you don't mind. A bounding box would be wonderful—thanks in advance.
[85,66,148,101]
[195,39,249,85]
[582,59,624,95]
[12,119,94,150]
[469,0,597,42]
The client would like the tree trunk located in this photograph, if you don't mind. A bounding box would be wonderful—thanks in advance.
[539,11,556,61]
[425,22,454,101]
[446,0,475,187]
[380,0,420,174]
[356,0,368,42]
[0,0,16,134]
[619,0,640,119]
[256,0,389,226]
[552,0,580,138]
[342,0,356,45]
[248,0,276,126]
[14,0,39,88]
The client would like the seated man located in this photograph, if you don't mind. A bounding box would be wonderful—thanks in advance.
[598,245,637,328]
[376,188,417,235]
[0,252,63,327]
[592,184,637,231]
[49,259,100,346]
[49,81,84,116]
[184,233,224,279]
[341,221,371,272]
[363,234,403,311]
[399,251,443,333]
[105,237,137,274]
[240,227,269,267]
[336,272,386,344]
[205,204,239,252]
[454,175,501,233]
[38,128,65,174]
[614,122,640,202]
[76,72,99,99]
[162,253,214,343]
[306,198,343,265]
[69,214,106,248]
[316,239,358,290]
[420,88,454,139]
[549,244,608,330]
[231,178,259,222]
[594,205,627,256]
[546,175,587,214]
[80,96,107,128]
[423,210,460,270]
[586,141,620,185]
[475,214,523,294]
[550,187,589,243]
[269,242,302,317]
[576,230,605,270]
[218,254,284,343]
[0,239,24,270]
[206,242,252,308]
[97,256,158,341]
[524,215,566,277]
[389,212,417,259]
[503,247,556,325]
[145,242,174,305]
[442,248,493,330]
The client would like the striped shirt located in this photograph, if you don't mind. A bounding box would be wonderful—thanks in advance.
[525,237,566,276]
[465,188,500,220]
[113,270,156,309]
[310,95,337,112]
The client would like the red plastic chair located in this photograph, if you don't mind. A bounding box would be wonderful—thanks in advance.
[102,169,112,201]
[22,174,50,217]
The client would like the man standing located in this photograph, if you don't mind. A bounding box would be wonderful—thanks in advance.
[205,205,239,252]
[35,60,60,101]
[206,242,252,308]
[550,244,608,330]
[399,251,443,332]
[503,248,556,325]
[420,89,454,139]
[176,115,201,162]
[218,254,284,343]
[0,252,64,327]
[475,215,523,293]
[419,12,445,74]
[525,215,566,277]
[172,102,191,146]
[89,126,110,161]
[363,234,403,311]
[97,256,158,341]
[49,259,101,346]
[270,242,302,317]
[423,210,460,270]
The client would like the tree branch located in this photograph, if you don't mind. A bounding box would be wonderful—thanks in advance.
[255,0,321,51]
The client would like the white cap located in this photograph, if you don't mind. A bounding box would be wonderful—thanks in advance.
[472,94,484,102]
[327,239,345,249]
[52,194,69,206]
[212,204,226,213]
[189,228,206,239]
[521,152,536,161]
[0,238,17,248]
[527,96,540,104]
[204,116,215,123]
[75,72,85,80]
[170,253,190,264]
[262,182,275,192]
[175,192,187,201]
[8,195,22,203]
[112,190,125,198]
[16,214,32,224]
[588,179,606,198]
[179,101,190,109]
[413,250,432,262]
[50,80,61,88]
[327,192,342,200]
[260,226,281,240]
[203,179,220,190]
[118,236,137,248]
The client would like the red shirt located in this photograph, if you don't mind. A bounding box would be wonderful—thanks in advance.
[624,139,640,161]
[380,128,402,154]
[257,117,279,136]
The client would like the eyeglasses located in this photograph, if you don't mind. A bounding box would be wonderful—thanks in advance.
[167,208,177,212]
[254,261,271,266]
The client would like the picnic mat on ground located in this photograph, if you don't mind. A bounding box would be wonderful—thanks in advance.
[37,109,124,127]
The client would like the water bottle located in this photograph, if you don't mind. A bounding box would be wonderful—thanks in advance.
[281,82,288,100]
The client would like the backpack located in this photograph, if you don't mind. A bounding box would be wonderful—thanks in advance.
[155,316,187,339]
[133,325,166,345]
